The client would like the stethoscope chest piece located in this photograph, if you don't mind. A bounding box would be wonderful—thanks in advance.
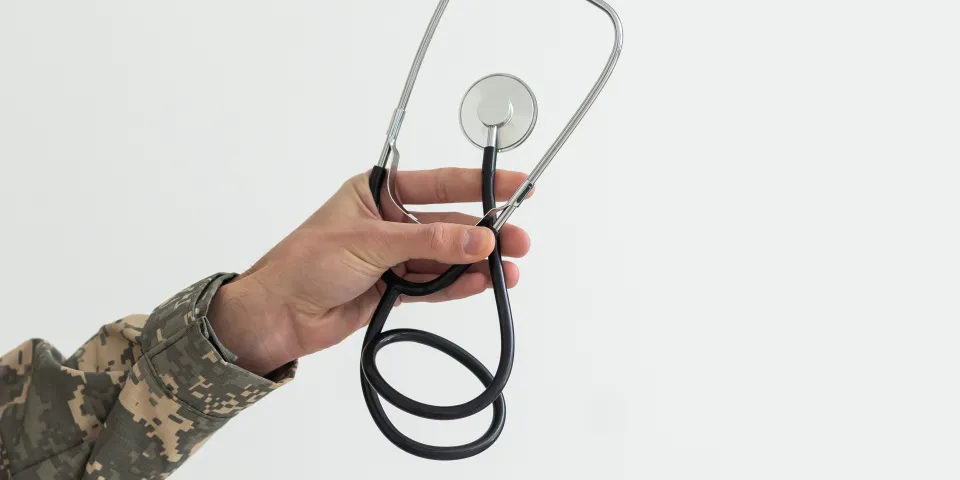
[460,73,538,152]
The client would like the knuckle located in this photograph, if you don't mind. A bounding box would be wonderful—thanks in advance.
[424,223,449,252]
[343,223,391,267]
[362,223,386,245]
[434,172,452,204]
[345,172,367,191]
[367,224,394,256]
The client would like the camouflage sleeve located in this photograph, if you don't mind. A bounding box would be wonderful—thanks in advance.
[0,273,297,479]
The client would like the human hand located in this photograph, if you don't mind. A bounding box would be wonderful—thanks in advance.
[207,168,533,377]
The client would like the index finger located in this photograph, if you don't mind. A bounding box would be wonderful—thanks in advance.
[396,167,534,205]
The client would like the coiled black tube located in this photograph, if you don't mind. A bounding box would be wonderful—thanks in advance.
[361,147,515,460]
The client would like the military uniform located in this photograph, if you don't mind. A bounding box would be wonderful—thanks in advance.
[0,273,296,479]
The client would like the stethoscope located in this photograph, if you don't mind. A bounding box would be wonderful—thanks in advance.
[361,0,623,461]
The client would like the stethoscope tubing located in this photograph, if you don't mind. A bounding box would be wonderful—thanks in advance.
[360,146,515,461]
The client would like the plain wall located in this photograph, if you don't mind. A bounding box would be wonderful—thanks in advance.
[2,1,958,479]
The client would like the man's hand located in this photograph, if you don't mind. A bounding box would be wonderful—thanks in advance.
[206,168,533,377]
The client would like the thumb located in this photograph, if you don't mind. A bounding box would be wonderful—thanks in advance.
[353,221,496,269]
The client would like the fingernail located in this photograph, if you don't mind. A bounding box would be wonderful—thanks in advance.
[462,228,489,255]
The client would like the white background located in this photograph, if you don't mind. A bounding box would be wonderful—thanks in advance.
[2,1,959,479]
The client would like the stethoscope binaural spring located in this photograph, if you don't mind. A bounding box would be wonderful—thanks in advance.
[361,0,623,461]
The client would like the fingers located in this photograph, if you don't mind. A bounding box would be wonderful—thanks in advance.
[400,262,520,304]
[412,211,531,258]
[351,221,496,269]
[406,258,519,280]
[395,168,534,205]
[401,272,487,304]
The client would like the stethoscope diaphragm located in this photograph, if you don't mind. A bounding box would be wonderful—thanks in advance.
[459,73,538,152]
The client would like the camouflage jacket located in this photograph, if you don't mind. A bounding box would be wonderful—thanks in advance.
[0,273,297,479]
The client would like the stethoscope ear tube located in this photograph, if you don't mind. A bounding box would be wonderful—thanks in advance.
[376,0,623,233]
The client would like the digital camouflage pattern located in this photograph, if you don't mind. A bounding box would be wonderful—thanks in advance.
[0,273,297,479]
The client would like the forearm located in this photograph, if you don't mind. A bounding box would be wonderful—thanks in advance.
[0,274,297,479]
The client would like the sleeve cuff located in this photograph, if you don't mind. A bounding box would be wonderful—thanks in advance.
[139,273,297,417]
[199,274,240,364]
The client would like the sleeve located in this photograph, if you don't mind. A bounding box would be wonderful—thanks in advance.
[0,273,297,480]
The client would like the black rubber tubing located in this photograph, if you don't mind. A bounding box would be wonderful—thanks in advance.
[360,146,515,460]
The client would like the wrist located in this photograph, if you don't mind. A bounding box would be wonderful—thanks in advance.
[207,276,299,377]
